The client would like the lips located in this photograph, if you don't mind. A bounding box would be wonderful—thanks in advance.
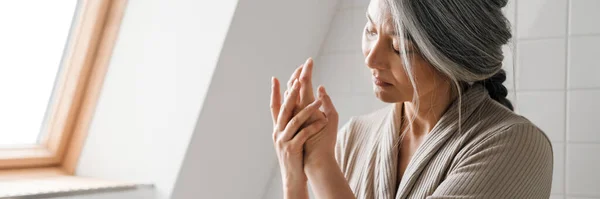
[373,76,393,86]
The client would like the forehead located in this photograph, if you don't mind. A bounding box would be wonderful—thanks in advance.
[367,0,393,26]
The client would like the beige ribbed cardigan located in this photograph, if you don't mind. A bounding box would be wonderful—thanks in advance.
[335,84,553,199]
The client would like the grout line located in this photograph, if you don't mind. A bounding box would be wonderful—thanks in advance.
[547,141,600,144]
[568,33,600,38]
[512,87,600,92]
[565,141,600,144]
[517,35,569,42]
[565,193,600,198]
[563,0,571,196]
[517,88,569,92]
[567,87,600,91]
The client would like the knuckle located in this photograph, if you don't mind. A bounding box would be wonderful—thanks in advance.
[288,118,299,127]
[299,75,310,83]
[272,131,278,142]
[282,144,293,153]
[298,130,310,139]
[275,139,285,148]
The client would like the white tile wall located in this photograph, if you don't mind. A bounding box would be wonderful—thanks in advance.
[517,91,565,142]
[312,0,600,198]
[553,143,566,194]
[569,197,599,199]
[518,0,600,198]
[569,0,600,35]
[568,90,600,142]
[516,39,566,90]
[517,0,568,39]
[567,144,600,196]
[568,36,600,89]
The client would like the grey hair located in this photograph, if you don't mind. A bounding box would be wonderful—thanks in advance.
[382,0,513,140]
[386,0,512,102]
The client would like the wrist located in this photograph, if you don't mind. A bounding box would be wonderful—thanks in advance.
[282,171,307,188]
[304,154,336,175]
[283,181,308,199]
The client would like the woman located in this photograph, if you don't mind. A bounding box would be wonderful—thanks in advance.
[270,0,553,198]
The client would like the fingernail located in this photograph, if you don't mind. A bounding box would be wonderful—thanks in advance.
[318,86,325,95]
[306,57,312,65]
[293,79,299,88]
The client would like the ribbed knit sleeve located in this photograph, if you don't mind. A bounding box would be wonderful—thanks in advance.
[428,123,553,199]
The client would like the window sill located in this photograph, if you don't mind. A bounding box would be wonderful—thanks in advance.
[0,168,152,198]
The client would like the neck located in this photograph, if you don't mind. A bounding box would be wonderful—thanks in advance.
[399,83,457,137]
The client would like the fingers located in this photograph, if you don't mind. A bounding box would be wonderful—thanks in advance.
[318,86,338,120]
[299,58,315,107]
[280,99,323,141]
[287,65,303,91]
[270,77,281,126]
[276,79,301,131]
[290,118,327,146]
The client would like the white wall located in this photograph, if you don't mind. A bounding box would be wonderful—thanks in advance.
[266,0,600,199]
[512,0,600,198]
[75,0,238,198]
[171,0,339,198]
[76,0,339,199]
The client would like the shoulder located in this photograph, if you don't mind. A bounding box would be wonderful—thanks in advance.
[455,99,554,188]
[462,96,552,149]
[436,106,554,198]
[455,97,554,177]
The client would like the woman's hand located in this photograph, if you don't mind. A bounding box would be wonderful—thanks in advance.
[304,86,339,169]
[270,77,328,199]
[285,58,327,126]
[288,58,340,170]
[289,59,354,199]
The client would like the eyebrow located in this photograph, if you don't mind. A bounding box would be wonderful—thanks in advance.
[366,12,400,37]
[366,12,374,25]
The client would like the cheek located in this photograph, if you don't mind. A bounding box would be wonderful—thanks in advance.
[411,57,441,88]
[389,57,409,83]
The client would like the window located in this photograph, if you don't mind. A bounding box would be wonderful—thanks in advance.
[0,0,127,173]
[0,1,77,147]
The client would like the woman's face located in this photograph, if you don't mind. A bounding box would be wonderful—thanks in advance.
[362,0,446,103]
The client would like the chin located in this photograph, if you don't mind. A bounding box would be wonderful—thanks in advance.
[373,86,411,103]
[373,90,397,103]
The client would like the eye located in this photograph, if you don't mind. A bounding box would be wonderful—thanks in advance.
[392,41,400,54]
[395,40,419,55]
[364,27,377,37]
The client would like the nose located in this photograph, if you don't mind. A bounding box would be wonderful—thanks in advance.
[364,39,388,70]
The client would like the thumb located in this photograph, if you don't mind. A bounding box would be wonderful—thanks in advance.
[318,86,337,119]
